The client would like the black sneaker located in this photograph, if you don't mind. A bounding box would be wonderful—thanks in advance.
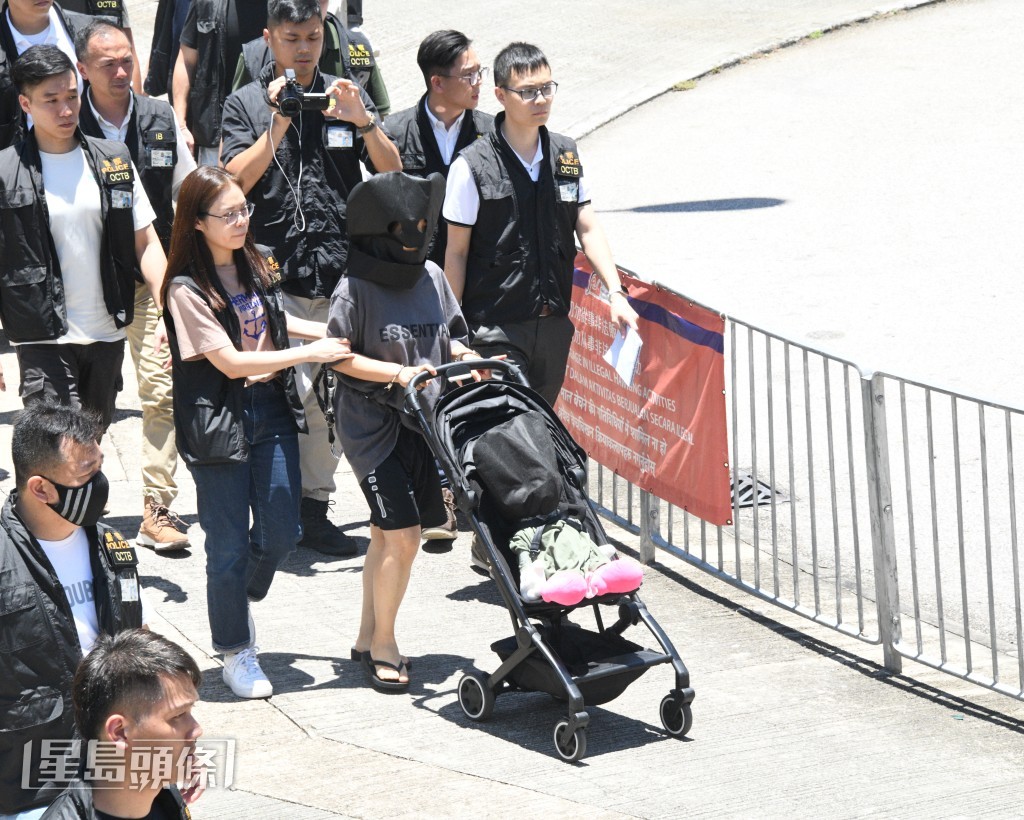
[299,497,358,556]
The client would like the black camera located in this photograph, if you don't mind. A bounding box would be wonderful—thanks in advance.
[278,68,332,117]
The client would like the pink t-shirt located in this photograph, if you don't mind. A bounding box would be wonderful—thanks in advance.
[167,265,277,380]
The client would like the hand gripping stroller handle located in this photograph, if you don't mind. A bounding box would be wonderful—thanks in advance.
[403,358,528,413]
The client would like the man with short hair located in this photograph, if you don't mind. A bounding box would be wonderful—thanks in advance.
[0,0,83,148]
[230,0,390,116]
[444,41,638,408]
[54,0,142,93]
[76,19,196,552]
[41,630,202,819]
[222,0,400,556]
[0,45,168,435]
[0,402,149,817]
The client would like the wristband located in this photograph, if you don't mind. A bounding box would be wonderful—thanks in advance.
[385,364,403,391]
[611,287,629,299]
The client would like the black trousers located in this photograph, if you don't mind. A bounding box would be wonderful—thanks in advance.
[470,314,575,407]
[16,340,125,430]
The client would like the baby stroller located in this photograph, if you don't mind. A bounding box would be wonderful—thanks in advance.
[406,360,695,762]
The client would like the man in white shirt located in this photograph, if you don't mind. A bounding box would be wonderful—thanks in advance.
[0,401,150,818]
[0,45,168,438]
[76,19,196,552]
[0,0,83,148]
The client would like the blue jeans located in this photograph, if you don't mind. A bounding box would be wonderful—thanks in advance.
[188,382,302,653]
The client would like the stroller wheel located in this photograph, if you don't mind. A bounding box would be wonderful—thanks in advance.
[458,671,495,721]
[553,720,587,762]
[659,693,693,738]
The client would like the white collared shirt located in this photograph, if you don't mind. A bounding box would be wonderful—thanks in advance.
[86,90,198,201]
[423,99,466,166]
[7,6,82,92]
[443,129,591,227]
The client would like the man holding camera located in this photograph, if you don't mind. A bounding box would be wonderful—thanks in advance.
[222,0,400,557]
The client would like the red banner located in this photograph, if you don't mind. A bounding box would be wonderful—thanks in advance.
[555,255,732,525]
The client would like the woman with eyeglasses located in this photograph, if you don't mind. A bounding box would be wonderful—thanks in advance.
[161,166,351,699]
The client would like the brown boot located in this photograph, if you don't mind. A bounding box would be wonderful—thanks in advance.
[421,487,458,540]
[137,497,190,552]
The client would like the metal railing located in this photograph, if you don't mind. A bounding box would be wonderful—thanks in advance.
[585,294,1024,702]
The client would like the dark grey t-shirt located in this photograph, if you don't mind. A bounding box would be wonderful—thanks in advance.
[327,261,469,481]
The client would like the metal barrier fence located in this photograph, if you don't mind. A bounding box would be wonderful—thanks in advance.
[586,296,1024,703]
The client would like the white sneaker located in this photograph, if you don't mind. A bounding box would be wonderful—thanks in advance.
[222,646,273,699]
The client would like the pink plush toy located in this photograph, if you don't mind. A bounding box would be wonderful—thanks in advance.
[537,555,644,606]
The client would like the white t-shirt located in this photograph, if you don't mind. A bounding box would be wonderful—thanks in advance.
[35,147,156,344]
[37,528,151,653]
[443,132,592,227]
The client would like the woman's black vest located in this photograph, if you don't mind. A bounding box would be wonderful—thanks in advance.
[164,254,306,467]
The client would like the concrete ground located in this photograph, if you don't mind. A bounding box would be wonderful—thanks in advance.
[3,0,1024,817]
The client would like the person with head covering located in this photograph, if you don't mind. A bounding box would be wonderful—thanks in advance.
[327,171,483,692]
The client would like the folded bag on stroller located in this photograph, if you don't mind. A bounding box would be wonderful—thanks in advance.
[469,410,562,521]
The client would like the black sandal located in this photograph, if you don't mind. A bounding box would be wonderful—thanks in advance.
[361,654,409,692]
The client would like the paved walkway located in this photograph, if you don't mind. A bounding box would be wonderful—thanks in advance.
[3,0,1024,817]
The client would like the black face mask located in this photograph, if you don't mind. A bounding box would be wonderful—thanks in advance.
[41,470,109,527]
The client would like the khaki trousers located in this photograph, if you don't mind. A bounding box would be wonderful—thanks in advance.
[282,292,341,501]
[127,282,178,506]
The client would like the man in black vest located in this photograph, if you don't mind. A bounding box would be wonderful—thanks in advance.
[378,30,491,269]
[76,20,196,553]
[0,46,168,435]
[444,41,638,408]
[222,0,400,556]
[41,630,202,819]
[230,0,390,116]
[172,0,271,164]
[0,402,147,816]
[54,0,142,93]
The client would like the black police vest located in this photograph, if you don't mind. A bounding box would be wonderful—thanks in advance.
[382,98,492,268]
[188,0,229,147]
[457,115,581,325]
[78,94,177,249]
[56,0,125,26]
[341,26,375,90]
[164,252,306,467]
[0,495,142,814]
[0,132,141,342]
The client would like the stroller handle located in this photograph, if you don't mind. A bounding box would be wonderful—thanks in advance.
[404,358,528,409]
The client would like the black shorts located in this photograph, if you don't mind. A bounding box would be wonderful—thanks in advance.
[359,426,446,531]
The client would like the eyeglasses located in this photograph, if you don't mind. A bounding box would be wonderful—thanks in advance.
[200,201,255,226]
[440,67,489,85]
[501,81,559,102]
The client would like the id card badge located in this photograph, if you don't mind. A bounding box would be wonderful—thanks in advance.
[148,147,174,168]
[326,124,354,150]
[110,189,133,209]
[119,576,140,603]
[558,181,579,202]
